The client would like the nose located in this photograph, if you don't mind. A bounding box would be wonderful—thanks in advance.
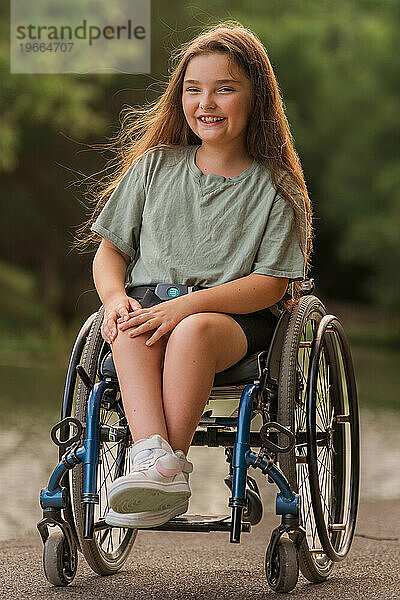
[199,92,216,110]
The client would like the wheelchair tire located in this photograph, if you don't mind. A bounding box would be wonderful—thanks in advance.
[265,537,299,593]
[43,531,77,586]
[306,315,360,561]
[243,489,263,526]
[70,306,137,575]
[277,295,334,582]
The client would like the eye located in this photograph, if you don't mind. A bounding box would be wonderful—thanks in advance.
[184,87,234,93]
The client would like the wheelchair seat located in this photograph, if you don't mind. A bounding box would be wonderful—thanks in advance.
[99,347,267,386]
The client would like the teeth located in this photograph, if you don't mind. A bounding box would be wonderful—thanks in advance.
[199,116,225,123]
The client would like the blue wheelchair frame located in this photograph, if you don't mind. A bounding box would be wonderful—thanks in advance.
[38,302,306,561]
[39,377,302,531]
[37,279,360,593]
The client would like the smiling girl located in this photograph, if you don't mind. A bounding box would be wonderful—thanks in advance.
[80,20,313,528]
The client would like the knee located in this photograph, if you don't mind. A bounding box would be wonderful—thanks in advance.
[169,313,214,345]
[113,325,171,350]
[112,327,152,348]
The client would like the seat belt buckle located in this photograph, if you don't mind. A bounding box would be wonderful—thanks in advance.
[154,283,197,300]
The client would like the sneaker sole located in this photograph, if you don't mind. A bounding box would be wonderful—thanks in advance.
[108,481,191,514]
[105,501,189,529]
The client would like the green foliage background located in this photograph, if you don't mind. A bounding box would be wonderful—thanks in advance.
[1,0,399,359]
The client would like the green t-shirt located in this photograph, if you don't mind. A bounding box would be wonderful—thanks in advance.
[91,144,306,312]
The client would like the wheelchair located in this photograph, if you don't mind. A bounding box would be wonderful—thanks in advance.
[37,278,360,593]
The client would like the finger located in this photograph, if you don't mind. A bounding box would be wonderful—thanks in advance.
[128,320,156,338]
[107,315,121,342]
[118,312,147,330]
[145,327,164,346]
[117,308,142,322]
[128,297,142,312]
[104,328,113,344]
[118,318,137,331]
[108,320,117,340]
[102,328,112,344]
[116,305,130,322]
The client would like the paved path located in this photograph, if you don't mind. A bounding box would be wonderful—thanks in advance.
[1,500,399,599]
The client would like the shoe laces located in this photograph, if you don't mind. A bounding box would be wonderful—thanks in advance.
[131,448,159,471]
[131,447,181,473]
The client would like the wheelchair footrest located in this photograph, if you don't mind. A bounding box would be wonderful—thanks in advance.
[146,514,251,533]
[95,515,251,533]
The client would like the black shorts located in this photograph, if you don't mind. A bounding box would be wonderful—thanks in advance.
[227,308,279,356]
[127,286,279,357]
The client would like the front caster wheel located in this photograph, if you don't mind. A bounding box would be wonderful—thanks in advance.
[243,489,263,525]
[266,537,299,593]
[43,531,77,586]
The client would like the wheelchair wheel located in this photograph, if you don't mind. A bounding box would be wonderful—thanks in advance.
[70,306,137,575]
[277,295,359,582]
[265,537,299,593]
[43,531,77,586]
[306,314,360,561]
[243,488,263,526]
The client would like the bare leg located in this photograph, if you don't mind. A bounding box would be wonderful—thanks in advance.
[162,313,248,454]
[111,328,172,443]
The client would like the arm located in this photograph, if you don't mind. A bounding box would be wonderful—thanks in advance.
[93,238,130,306]
[180,273,289,316]
[115,273,288,347]
[93,238,141,343]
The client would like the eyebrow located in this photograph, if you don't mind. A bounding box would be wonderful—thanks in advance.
[184,78,240,84]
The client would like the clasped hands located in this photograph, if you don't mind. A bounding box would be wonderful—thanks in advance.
[107,295,193,347]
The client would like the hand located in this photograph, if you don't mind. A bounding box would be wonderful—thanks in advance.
[102,295,142,344]
[116,296,192,346]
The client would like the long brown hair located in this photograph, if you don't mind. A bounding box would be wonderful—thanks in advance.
[75,19,313,311]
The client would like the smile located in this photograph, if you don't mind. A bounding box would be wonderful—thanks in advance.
[198,117,226,126]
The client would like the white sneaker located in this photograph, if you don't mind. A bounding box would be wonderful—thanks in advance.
[105,449,194,528]
[174,449,193,484]
[107,435,191,514]
[105,500,189,529]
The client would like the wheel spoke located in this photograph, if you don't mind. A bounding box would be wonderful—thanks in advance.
[96,414,131,554]
[317,454,333,480]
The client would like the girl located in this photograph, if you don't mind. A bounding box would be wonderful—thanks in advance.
[83,21,312,529]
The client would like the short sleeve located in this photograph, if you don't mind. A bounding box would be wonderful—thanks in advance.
[90,162,146,260]
[251,194,305,282]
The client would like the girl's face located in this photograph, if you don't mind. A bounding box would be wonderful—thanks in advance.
[182,52,253,149]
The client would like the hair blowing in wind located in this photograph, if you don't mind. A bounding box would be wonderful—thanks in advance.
[75,20,313,310]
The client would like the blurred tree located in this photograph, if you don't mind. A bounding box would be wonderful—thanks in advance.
[0,0,399,333]
[230,0,400,309]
